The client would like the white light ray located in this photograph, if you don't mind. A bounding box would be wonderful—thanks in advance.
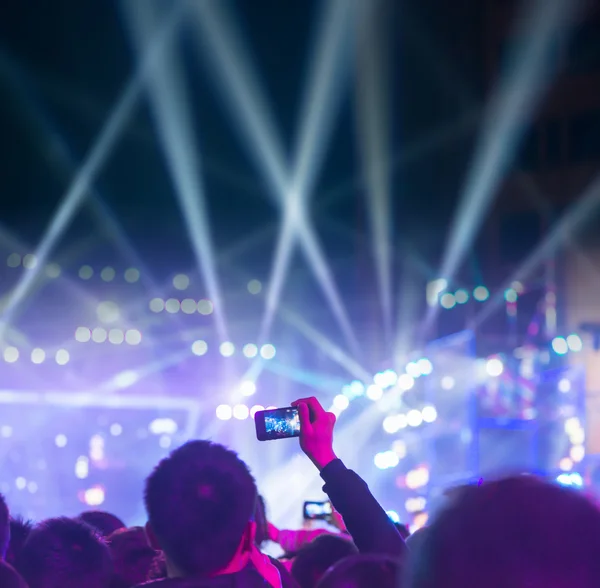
[0,3,187,338]
[123,0,228,341]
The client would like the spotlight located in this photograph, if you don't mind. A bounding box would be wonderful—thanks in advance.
[417,358,433,376]
[250,405,264,418]
[233,404,250,420]
[181,299,197,314]
[366,385,383,401]
[124,268,140,283]
[422,406,437,423]
[45,263,61,278]
[197,299,214,315]
[173,274,190,290]
[243,344,258,358]
[31,348,45,364]
[240,381,256,396]
[260,344,276,360]
[191,340,208,356]
[486,358,504,377]
[397,374,414,391]
[6,253,21,268]
[333,394,350,411]
[100,267,116,282]
[165,299,181,313]
[23,254,37,269]
[79,265,93,280]
[407,410,423,427]
[220,342,235,357]
[551,337,568,355]
[216,405,232,420]
[55,350,70,365]
[248,280,262,294]
[440,293,456,309]
[149,298,165,313]
[108,329,125,345]
[473,286,490,302]
[4,347,19,363]
[441,376,455,390]
[558,378,571,393]
[455,289,469,304]
[125,330,142,345]
[406,362,421,378]
[567,334,583,352]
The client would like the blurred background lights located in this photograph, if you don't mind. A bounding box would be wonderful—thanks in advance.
[366,385,383,401]
[240,380,257,396]
[100,267,116,282]
[406,467,430,490]
[383,415,406,434]
[397,374,415,391]
[349,380,365,397]
[486,357,504,377]
[422,405,438,423]
[79,265,93,280]
[197,299,214,315]
[7,253,21,267]
[75,457,89,480]
[250,405,265,418]
[124,268,140,283]
[216,405,232,420]
[417,358,433,375]
[426,278,447,307]
[89,434,105,461]
[440,293,456,309]
[392,439,407,458]
[173,273,190,290]
[556,472,583,488]
[159,435,172,449]
[31,348,45,364]
[504,288,518,303]
[15,477,27,490]
[552,337,569,355]
[149,298,165,313]
[83,486,105,507]
[455,289,469,304]
[97,301,120,323]
[333,394,350,411]
[558,378,572,393]
[473,286,490,302]
[75,327,92,342]
[567,334,583,352]
[149,418,178,435]
[23,254,37,269]
[92,328,108,343]
[55,434,67,448]
[406,497,427,513]
[260,344,276,360]
[45,263,61,278]
[243,343,258,358]
[233,404,250,420]
[1,426,13,438]
[113,371,139,389]
[110,423,123,436]
[248,279,262,294]
[559,457,573,472]
[27,482,38,494]
[374,451,399,470]
[441,376,455,390]
[181,298,197,314]
[407,410,423,427]
[570,445,585,463]
[125,330,142,345]
[191,340,208,356]
[220,342,235,357]
[406,362,421,378]
[108,329,125,345]
[165,298,180,314]
[4,347,19,363]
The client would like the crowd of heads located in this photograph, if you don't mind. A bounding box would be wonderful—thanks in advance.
[2,434,600,587]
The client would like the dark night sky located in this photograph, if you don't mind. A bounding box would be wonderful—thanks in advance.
[0,0,485,344]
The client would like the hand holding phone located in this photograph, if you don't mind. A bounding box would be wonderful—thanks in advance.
[292,397,337,471]
[303,500,333,521]
[255,407,301,441]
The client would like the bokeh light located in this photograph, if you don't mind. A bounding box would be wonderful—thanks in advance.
[100,267,116,282]
[31,348,46,364]
[243,344,258,358]
[181,299,197,314]
[165,298,181,314]
[125,330,142,345]
[191,340,208,356]
[486,357,504,377]
[173,274,190,290]
[248,279,262,294]
[216,405,232,420]
[473,286,490,302]
[240,381,257,396]
[260,344,276,360]
[552,337,569,355]
[79,265,94,280]
[149,298,165,313]
[4,347,19,363]
[197,299,214,315]
[233,404,250,420]
[55,349,70,365]
[220,342,235,357]
[124,268,140,283]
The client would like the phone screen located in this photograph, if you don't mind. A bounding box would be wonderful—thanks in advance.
[303,500,333,520]
[255,407,301,441]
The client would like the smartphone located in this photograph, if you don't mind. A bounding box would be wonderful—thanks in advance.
[303,500,333,521]
[255,407,301,441]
